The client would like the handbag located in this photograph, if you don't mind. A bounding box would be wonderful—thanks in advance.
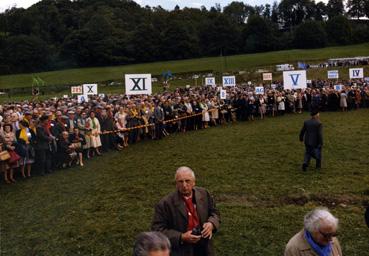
[0,150,11,161]
[71,142,82,149]
[9,150,21,164]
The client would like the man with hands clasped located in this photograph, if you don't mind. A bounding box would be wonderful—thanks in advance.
[152,166,220,256]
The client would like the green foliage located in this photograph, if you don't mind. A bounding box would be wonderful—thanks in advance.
[346,0,367,19]
[1,110,369,255]
[243,15,274,52]
[294,21,327,49]
[326,15,352,45]
[3,35,50,73]
[326,0,344,19]
[0,0,368,75]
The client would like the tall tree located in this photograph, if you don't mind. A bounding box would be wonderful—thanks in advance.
[326,0,344,18]
[223,1,254,24]
[243,15,274,52]
[294,20,327,48]
[326,15,352,44]
[278,0,316,29]
[347,0,367,19]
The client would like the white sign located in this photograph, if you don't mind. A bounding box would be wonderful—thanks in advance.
[220,89,227,99]
[283,70,307,90]
[328,70,339,79]
[334,85,343,91]
[125,74,152,95]
[77,95,89,103]
[71,86,83,94]
[263,73,272,81]
[63,95,68,99]
[271,84,276,89]
[255,87,265,95]
[98,93,105,98]
[222,76,236,87]
[349,68,364,79]
[205,77,216,86]
[83,84,98,95]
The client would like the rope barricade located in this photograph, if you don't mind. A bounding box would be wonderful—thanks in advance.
[98,108,221,135]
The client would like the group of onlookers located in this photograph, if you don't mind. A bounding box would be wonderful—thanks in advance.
[0,80,368,184]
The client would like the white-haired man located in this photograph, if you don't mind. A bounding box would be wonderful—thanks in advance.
[285,207,342,256]
[152,166,220,256]
[133,231,171,256]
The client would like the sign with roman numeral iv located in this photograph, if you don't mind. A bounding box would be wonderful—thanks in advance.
[125,74,152,95]
[349,68,364,79]
[283,70,307,90]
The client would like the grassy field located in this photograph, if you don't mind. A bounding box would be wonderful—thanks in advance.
[1,109,369,255]
[1,42,369,89]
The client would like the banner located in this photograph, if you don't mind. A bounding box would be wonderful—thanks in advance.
[263,73,272,81]
[349,68,364,79]
[77,95,89,103]
[255,87,265,95]
[222,76,236,87]
[71,86,83,94]
[220,89,227,99]
[283,70,307,90]
[125,74,152,95]
[83,84,98,95]
[327,70,339,79]
[205,77,216,86]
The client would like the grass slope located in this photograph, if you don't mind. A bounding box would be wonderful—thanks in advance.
[1,109,369,255]
[1,43,369,89]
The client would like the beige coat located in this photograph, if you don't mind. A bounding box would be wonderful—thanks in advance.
[285,230,342,256]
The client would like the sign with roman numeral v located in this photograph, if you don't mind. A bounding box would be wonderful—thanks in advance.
[283,70,307,90]
[125,74,152,95]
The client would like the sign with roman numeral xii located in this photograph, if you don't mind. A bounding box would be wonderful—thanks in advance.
[125,74,152,95]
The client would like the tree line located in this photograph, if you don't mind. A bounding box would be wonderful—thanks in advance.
[0,0,368,75]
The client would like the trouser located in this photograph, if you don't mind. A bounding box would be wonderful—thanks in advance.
[36,149,52,175]
[303,145,322,168]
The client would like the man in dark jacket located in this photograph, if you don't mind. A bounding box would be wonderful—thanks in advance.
[35,115,52,175]
[152,166,220,256]
[299,109,323,171]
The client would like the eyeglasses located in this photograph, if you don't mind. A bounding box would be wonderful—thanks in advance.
[319,230,338,239]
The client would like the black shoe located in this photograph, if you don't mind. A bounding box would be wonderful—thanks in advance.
[302,164,307,172]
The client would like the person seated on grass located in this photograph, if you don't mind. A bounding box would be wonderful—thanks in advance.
[57,131,78,168]
[285,207,342,256]
[68,128,86,167]
[133,231,171,256]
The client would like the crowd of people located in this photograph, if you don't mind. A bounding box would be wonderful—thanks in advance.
[0,78,368,184]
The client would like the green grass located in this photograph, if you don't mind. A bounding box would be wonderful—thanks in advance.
[1,109,369,255]
[1,43,369,89]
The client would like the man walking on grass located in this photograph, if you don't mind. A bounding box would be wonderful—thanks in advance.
[299,109,323,171]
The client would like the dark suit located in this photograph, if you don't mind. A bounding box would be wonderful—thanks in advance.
[152,187,220,256]
[299,118,323,169]
[35,125,52,174]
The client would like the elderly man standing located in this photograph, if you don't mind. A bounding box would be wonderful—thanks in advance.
[299,109,323,171]
[284,207,342,256]
[152,166,220,256]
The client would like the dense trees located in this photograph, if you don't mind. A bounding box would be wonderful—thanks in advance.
[0,0,368,75]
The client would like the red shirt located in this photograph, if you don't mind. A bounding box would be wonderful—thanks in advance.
[183,196,199,231]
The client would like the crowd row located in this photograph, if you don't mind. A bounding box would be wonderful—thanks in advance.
[1,81,368,184]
